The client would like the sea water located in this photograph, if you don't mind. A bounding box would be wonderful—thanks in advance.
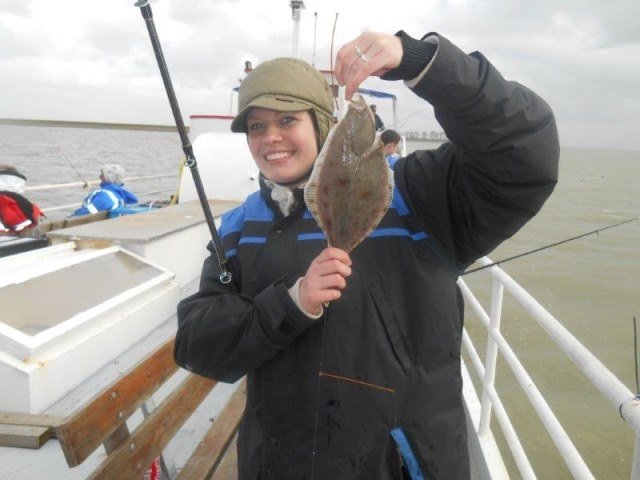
[0,124,183,215]
[458,144,639,479]
[1,124,639,478]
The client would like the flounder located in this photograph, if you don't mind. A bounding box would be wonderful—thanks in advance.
[304,94,393,253]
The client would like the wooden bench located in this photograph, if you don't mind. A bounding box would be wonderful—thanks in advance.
[32,210,110,236]
[46,338,246,479]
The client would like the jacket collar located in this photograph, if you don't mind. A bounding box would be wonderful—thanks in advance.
[259,174,306,220]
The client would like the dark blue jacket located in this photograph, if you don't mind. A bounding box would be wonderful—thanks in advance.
[72,182,138,216]
[175,33,559,480]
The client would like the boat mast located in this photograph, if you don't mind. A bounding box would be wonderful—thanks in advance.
[290,0,305,58]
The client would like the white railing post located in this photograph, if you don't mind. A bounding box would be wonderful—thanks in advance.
[479,278,504,435]
[462,257,640,478]
[631,434,640,479]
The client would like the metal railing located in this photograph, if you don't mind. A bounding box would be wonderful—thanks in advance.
[460,256,640,479]
[25,174,177,214]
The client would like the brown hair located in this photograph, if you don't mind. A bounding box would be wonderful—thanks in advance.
[381,129,401,145]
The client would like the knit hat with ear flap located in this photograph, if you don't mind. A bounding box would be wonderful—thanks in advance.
[101,164,125,184]
[231,57,335,149]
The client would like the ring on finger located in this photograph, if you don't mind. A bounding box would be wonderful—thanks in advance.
[355,45,363,57]
[359,53,369,62]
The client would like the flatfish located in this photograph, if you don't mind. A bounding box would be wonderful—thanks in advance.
[304,94,393,253]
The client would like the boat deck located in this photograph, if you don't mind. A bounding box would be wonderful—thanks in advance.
[47,199,239,245]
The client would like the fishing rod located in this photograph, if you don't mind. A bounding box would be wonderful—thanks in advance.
[134,0,231,284]
[58,146,89,190]
[463,216,639,275]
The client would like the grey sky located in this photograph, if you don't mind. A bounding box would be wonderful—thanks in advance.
[1,0,639,150]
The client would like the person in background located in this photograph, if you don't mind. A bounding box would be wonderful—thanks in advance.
[380,128,402,162]
[175,28,559,479]
[72,164,138,216]
[0,164,44,233]
[370,103,385,131]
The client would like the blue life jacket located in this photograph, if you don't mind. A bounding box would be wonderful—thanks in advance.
[72,182,138,216]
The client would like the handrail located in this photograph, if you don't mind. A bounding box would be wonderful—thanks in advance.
[477,257,640,428]
[460,280,593,478]
[25,174,176,192]
[40,188,176,214]
[459,256,640,478]
[462,329,536,479]
[25,174,177,214]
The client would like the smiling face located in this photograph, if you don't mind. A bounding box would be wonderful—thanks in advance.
[246,108,319,185]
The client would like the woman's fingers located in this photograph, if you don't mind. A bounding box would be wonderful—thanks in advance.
[314,246,352,266]
[309,258,352,278]
[299,248,352,313]
[335,32,403,100]
[305,271,348,291]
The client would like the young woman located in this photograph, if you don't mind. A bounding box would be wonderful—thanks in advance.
[175,30,559,479]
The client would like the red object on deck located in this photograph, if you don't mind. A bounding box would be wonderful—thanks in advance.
[144,457,160,480]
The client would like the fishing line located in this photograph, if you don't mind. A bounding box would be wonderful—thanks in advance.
[318,371,396,394]
[394,107,431,131]
[310,308,399,478]
[310,311,329,480]
[463,216,639,275]
[310,305,398,478]
[312,12,318,67]
[58,146,89,190]
[634,316,639,395]
[329,12,340,114]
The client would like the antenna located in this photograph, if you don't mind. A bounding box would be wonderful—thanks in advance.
[290,0,305,58]
[329,13,344,119]
[634,316,640,396]
[312,12,318,66]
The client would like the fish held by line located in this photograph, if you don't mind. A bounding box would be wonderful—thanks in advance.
[304,94,393,253]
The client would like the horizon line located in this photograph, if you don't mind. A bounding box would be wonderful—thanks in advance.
[0,118,184,133]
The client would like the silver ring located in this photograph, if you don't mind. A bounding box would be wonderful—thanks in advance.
[354,45,368,62]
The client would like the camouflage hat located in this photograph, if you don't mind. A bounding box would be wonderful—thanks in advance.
[231,57,335,146]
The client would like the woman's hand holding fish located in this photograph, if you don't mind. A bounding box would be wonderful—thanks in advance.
[298,247,352,315]
[335,32,403,100]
